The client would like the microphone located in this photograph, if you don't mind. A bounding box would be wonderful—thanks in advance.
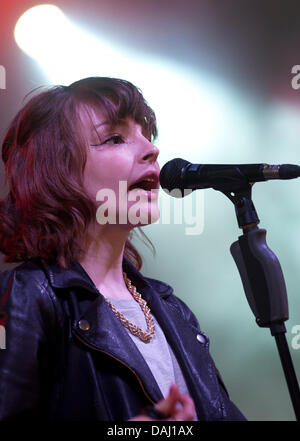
[159,158,300,196]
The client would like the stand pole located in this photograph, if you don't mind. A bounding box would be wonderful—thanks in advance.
[272,329,300,420]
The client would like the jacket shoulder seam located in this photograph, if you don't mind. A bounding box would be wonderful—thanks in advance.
[12,263,59,320]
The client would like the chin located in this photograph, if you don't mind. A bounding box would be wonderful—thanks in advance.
[128,205,160,227]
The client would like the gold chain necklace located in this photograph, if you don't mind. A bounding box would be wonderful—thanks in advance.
[104,272,155,343]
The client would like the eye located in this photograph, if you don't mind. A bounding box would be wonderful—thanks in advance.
[103,134,124,145]
[91,134,124,147]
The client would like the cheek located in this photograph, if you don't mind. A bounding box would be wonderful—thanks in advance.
[83,158,105,199]
[83,153,131,200]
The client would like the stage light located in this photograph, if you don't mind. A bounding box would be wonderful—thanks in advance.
[14,5,67,60]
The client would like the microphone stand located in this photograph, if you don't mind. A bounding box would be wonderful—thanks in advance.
[218,182,300,421]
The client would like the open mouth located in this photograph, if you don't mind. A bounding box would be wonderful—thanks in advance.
[128,181,155,192]
[128,176,159,192]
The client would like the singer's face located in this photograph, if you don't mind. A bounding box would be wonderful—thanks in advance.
[81,107,160,228]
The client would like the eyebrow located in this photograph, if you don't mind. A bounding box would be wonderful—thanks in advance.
[94,119,130,129]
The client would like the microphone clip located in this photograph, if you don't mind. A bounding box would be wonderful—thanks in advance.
[219,182,260,230]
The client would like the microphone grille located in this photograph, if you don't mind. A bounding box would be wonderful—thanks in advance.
[159,158,190,193]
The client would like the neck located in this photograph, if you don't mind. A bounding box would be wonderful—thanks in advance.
[79,223,134,299]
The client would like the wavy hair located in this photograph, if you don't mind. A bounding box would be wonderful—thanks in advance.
[0,77,158,269]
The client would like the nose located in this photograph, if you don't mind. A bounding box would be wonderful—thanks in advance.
[141,140,160,164]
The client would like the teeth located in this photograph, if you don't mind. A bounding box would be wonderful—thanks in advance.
[128,176,157,192]
[130,188,147,191]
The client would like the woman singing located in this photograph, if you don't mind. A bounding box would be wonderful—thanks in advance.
[0,77,246,421]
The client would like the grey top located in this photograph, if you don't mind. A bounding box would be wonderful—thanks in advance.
[107,297,191,400]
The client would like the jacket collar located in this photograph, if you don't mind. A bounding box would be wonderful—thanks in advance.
[40,256,174,299]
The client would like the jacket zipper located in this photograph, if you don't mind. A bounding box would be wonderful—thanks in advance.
[72,329,155,405]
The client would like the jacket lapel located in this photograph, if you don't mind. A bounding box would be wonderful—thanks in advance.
[71,292,164,404]
[140,283,224,420]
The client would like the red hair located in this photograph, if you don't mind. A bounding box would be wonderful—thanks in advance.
[0,77,157,269]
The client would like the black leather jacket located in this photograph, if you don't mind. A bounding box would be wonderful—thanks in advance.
[0,256,246,421]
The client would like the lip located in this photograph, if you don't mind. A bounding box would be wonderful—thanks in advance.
[128,170,160,191]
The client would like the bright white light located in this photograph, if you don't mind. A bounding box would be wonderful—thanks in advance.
[14,5,67,59]
[14,4,251,161]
